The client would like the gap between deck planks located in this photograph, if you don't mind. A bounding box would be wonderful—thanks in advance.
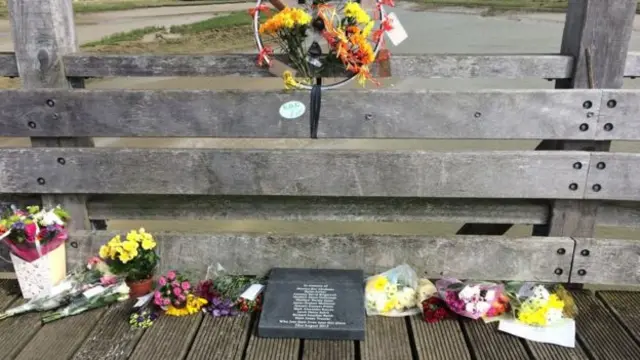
[2,281,640,360]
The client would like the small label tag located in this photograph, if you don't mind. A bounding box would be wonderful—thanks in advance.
[239,284,265,301]
[134,292,154,308]
[279,101,306,120]
[83,285,106,299]
[385,12,408,46]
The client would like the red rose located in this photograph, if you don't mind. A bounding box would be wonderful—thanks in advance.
[434,308,448,319]
[24,223,37,243]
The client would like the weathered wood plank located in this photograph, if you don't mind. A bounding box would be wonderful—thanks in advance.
[573,291,640,359]
[302,340,354,360]
[0,279,19,310]
[461,320,530,360]
[0,52,18,77]
[245,319,300,360]
[65,231,575,281]
[596,201,640,228]
[584,153,640,201]
[596,90,640,140]
[60,53,574,79]
[14,308,106,360]
[0,89,602,139]
[525,340,589,360]
[129,313,203,360]
[597,291,640,345]
[185,313,252,360]
[86,195,549,224]
[8,0,94,232]
[361,316,412,360]
[0,299,43,360]
[536,0,636,239]
[409,316,471,360]
[71,301,144,360]
[571,237,640,285]
[624,52,640,77]
[0,148,591,199]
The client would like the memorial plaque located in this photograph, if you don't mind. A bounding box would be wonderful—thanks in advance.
[258,268,365,340]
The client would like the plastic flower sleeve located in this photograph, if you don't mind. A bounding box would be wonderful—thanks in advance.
[436,278,504,320]
[364,264,420,317]
[504,282,577,327]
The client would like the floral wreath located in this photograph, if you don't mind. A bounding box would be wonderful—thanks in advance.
[251,0,395,90]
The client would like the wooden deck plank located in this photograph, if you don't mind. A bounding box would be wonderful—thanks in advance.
[185,314,252,360]
[71,301,144,360]
[361,316,412,360]
[14,308,106,360]
[525,339,590,360]
[409,316,471,360]
[0,299,42,360]
[302,340,355,360]
[597,291,640,344]
[129,313,203,360]
[462,320,531,360]
[244,319,300,360]
[573,291,640,359]
[0,279,19,310]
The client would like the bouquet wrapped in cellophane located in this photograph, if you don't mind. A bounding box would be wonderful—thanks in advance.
[365,264,420,316]
[436,278,505,320]
[505,282,577,327]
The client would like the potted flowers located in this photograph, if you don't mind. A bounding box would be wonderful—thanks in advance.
[98,228,159,297]
[153,270,207,316]
[0,205,70,298]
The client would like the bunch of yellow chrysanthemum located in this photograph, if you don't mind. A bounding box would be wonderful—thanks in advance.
[99,228,159,282]
[259,7,311,35]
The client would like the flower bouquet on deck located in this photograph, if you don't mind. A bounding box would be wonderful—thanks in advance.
[0,205,71,298]
[153,270,207,317]
[436,278,504,320]
[497,282,578,347]
[98,228,160,297]
[365,264,421,316]
[195,264,265,317]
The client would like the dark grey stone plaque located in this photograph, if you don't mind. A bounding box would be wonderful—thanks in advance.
[258,268,365,340]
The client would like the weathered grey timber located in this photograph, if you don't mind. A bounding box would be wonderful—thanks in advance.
[597,201,640,228]
[0,53,18,77]
[572,238,640,284]
[0,148,591,198]
[0,88,605,139]
[7,0,93,232]
[86,195,549,224]
[595,90,640,140]
[624,51,640,77]
[583,153,640,201]
[64,231,574,281]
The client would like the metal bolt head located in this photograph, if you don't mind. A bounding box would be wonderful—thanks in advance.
[607,99,617,108]
[557,248,566,255]
[52,113,59,120]
[569,183,578,191]
[604,123,614,131]
[45,99,55,107]
[554,268,563,275]
[57,157,66,165]
[573,162,582,170]
[579,123,589,131]
[582,101,592,109]
[578,269,587,276]
[364,114,373,121]
[596,162,606,170]
[37,177,45,185]
[581,249,590,256]
[70,241,78,248]
[586,112,594,118]
[474,112,482,118]
[592,184,602,192]
[27,121,36,129]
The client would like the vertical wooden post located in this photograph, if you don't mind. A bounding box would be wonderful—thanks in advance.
[533,0,636,240]
[8,0,93,232]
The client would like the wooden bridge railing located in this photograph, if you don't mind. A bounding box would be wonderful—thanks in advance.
[1,0,640,286]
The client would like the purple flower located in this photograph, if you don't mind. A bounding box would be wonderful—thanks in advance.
[11,222,24,230]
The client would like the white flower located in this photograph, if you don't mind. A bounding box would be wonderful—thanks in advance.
[396,287,416,310]
[115,282,130,296]
[484,290,496,302]
[459,285,480,302]
[385,283,398,297]
[532,286,550,302]
[545,308,563,325]
[465,302,477,314]
[475,301,491,315]
[40,210,64,226]
[416,279,437,304]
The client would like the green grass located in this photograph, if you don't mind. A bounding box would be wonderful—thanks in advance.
[169,11,253,34]
[83,25,166,47]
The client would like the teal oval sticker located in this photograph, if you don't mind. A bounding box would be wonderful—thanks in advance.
[279,101,305,120]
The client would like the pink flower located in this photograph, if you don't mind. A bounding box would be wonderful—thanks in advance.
[181,281,190,291]
[24,223,37,243]
[171,281,180,288]
[163,299,170,306]
[154,291,162,299]
[100,275,117,286]
[173,287,182,296]
[167,271,176,281]
[88,257,101,266]
[154,297,163,306]
[178,294,186,302]
[157,276,167,286]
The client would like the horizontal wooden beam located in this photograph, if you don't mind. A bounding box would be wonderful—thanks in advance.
[0,52,18,77]
[0,89,602,139]
[65,231,574,281]
[584,153,640,201]
[572,237,640,285]
[85,195,549,224]
[0,148,591,198]
[597,201,640,228]
[595,90,640,140]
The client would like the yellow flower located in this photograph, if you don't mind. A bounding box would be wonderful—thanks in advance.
[108,235,122,247]
[119,251,132,264]
[108,245,121,260]
[126,230,140,243]
[382,298,398,313]
[283,70,301,90]
[547,294,565,309]
[99,245,110,259]
[166,295,208,316]
[122,240,139,252]
[344,2,370,24]
[366,276,388,293]
[363,21,374,38]
[141,237,156,250]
